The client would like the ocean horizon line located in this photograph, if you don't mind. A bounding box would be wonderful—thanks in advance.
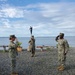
[0,36,75,38]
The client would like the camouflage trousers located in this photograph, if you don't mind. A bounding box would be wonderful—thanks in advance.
[31,48,35,56]
[11,58,17,73]
[58,53,66,66]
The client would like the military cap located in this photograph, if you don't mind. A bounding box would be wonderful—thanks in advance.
[9,35,16,39]
[31,35,34,37]
[59,33,64,37]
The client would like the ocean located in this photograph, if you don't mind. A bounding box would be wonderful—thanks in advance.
[0,36,75,50]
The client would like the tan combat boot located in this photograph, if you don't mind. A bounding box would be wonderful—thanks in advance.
[58,65,64,71]
[57,65,61,70]
[11,72,18,75]
[31,54,35,57]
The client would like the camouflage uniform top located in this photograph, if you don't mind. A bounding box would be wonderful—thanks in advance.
[9,40,18,58]
[29,38,35,49]
[56,33,69,54]
[57,39,69,54]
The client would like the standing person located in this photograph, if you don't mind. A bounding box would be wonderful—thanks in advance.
[29,35,35,57]
[9,35,19,75]
[30,26,33,35]
[55,33,69,71]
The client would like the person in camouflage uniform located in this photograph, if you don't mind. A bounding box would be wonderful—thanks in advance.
[9,35,19,75]
[29,35,35,57]
[55,33,69,71]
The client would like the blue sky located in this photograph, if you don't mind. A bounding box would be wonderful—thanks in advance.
[0,0,75,37]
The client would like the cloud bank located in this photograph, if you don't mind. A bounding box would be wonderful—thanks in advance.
[0,2,75,37]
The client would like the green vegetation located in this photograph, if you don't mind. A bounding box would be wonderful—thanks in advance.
[17,42,22,46]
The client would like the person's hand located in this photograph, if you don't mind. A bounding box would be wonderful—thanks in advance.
[57,35,59,37]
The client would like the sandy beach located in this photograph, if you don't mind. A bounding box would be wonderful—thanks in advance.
[0,47,75,75]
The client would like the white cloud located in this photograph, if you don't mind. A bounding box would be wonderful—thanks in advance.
[0,7,24,18]
[0,2,75,36]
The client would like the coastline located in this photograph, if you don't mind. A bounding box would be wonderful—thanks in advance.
[0,36,75,49]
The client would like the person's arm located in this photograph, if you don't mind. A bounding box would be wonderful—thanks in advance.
[64,40,69,55]
[28,40,31,43]
[55,35,59,42]
[15,38,19,45]
[9,41,16,48]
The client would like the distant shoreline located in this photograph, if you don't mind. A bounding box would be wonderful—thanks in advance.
[0,36,75,38]
[0,37,75,48]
